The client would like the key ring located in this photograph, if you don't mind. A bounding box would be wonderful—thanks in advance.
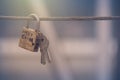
[26,13,40,32]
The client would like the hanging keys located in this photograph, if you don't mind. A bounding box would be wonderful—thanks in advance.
[39,33,51,65]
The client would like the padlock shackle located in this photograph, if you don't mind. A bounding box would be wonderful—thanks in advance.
[26,13,40,32]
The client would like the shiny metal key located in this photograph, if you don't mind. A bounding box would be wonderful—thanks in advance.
[39,33,51,65]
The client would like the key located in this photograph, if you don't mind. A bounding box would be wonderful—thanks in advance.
[41,34,51,63]
[39,33,51,65]
[40,48,46,65]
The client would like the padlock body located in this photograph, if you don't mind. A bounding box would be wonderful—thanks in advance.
[19,27,40,52]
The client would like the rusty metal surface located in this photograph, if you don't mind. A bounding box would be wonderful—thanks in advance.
[19,27,40,52]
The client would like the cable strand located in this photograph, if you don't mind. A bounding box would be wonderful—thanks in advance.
[0,16,120,21]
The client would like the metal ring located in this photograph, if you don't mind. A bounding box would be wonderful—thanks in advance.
[27,13,40,31]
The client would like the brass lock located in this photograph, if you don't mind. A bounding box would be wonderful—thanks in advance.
[19,14,41,52]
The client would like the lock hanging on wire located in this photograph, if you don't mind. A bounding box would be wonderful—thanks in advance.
[19,14,42,52]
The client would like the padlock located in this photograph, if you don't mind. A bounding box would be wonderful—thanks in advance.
[19,14,41,52]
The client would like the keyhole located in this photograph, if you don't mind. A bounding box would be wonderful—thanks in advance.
[41,39,44,42]
[29,38,33,42]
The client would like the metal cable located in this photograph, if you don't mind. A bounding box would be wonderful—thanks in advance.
[0,16,120,21]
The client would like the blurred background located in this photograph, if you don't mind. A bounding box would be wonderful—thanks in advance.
[0,0,120,80]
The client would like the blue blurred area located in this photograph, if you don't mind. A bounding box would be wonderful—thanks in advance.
[111,0,120,80]
[44,0,95,16]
